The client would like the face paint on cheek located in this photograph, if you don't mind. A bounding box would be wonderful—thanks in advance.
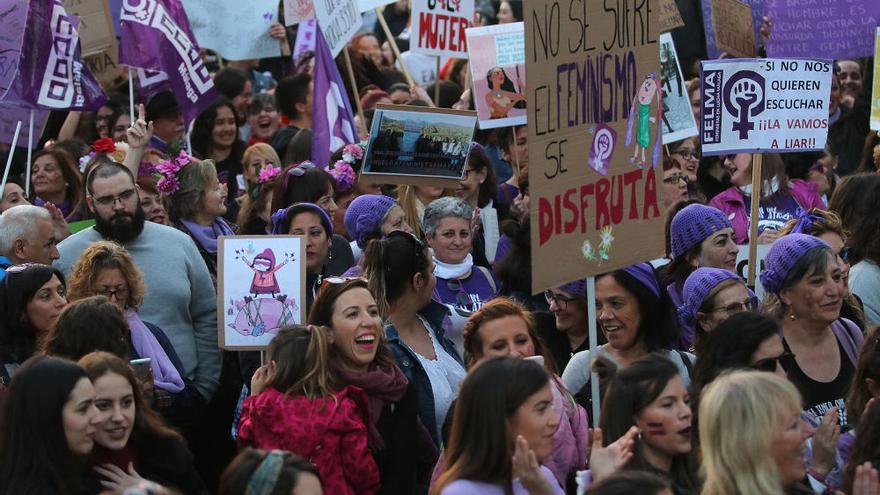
[646,422,667,436]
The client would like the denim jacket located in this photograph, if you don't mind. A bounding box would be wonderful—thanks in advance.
[385,300,463,447]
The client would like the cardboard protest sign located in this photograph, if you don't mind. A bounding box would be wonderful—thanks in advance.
[62,0,115,56]
[700,58,832,156]
[660,33,698,143]
[525,0,664,292]
[313,0,361,57]
[701,0,764,59]
[659,0,685,32]
[84,43,127,91]
[361,104,477,187]
[766,0,879,60]
[711,0,756,58]
[411,0,473,58]
[283,0,314,26]
[871,28,880,131]
[465,22,526,129]
[218,236,306,350]
[183,0,282,61]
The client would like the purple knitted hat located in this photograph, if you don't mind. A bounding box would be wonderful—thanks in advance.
[759,233,830,295]
[558,279,587,298]
[271,203,334,236]
[670,204,733,259]
[621,262,661,299]
[678,267,744,327]
[344,194,397,249]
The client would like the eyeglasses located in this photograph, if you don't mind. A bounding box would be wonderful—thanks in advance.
[663,174,690,185]
[544,290,578,310]
[319,276,365,288]
[751,351,795,373]
[95,286,130,301]
[707,296,758,315]
[673,149,700,160]
[93,188,136,207]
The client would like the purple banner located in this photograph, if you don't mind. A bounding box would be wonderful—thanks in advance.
[766,0,880,60]
[0,102,48,146]
[293,18,317,62]
[310,25,358,168]
[0,0,29,102]
[701,0,765,59]
[119,0,217,122]
[5,0,107,110]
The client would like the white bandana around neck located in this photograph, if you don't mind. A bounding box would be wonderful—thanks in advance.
[738,176,781,198]
[433,253,474,280]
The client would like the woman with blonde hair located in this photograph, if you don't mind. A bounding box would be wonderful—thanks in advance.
[240,143,281,200]
[699,370,811,495]
[237,144,281,235]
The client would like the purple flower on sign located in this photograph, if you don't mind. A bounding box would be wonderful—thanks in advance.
[156,176,180,195]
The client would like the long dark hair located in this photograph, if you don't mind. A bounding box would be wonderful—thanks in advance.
[486,66,525,109]
[0,356,91,494]
[43,296,130,361]
[598,354,698,491]
[468,143,498,208]
[830,173,880,265]
[431,357,550,494]
[270,164,335,215]
[847,326,880,427]
[219,448,322,495]
[0,264,66,363]
[363,231,431,317]
[843,400,880,493]
[190,98,245,161]
[597,269,678,352]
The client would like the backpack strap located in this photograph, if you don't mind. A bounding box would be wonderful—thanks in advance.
[832,318,865,366]
[475,265,498,294]
[676,350,695,383]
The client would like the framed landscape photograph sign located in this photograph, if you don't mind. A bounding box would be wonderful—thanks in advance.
[361,104,478,187]
[217,235,306,350]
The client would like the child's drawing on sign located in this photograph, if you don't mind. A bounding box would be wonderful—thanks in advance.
[242,247,291,297]
[626,73,664,169]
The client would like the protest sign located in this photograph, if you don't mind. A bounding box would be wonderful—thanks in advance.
[313,0,361,57]
[736,244,768,300]
[659,0,685,32]
[701,0,764,59]
[359,0,394,12]
[766,0,879,60]
[183,0,281,61]
[62,0,115,56]
[465,22,526,129]
[711,0,756,58]
[411,0,473,58]
[283,0,314,26]
[660,33,698,143]
[525,0,664,292]
[361,104,477,187]
[218,236,306,350]
[871,28,880,131]
[84,43,127,91]
[700,58,833,156]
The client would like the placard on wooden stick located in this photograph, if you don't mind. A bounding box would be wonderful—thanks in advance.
[217,236,306,350]
[711,0,757,57]
[360,104,477,187]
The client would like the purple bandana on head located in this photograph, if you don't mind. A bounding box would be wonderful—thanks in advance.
[310,25,358,168]
[621,262,661,299]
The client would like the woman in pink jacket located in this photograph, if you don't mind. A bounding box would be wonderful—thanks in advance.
[709,153,825,245]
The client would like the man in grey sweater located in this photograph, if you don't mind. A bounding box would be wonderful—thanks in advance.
[56,162,221,401]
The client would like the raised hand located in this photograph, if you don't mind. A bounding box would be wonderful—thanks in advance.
[127,104,154,150]
[589,426,638,482]
[512,435,556,495]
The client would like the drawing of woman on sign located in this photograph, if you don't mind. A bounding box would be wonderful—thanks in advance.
[244,248,290,298]
[626,72,664,169]
[485,66,526,119]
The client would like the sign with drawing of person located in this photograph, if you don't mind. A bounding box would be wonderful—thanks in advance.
[466,22,527,129]
[660,33,699,143]
[218,236,306,350]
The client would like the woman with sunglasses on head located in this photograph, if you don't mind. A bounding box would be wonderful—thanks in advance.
[66,241,198,426]
[271,161,354,275]
[562,263,691,411]
[778,208,865,330]
[661,203,740,350]
[363,231,466,448]
[308,277,439,494]
[761,233,864,433]
[677,267,753,353]
[0,263,68,385]
[423,197,499,353]
[0,355,102,495]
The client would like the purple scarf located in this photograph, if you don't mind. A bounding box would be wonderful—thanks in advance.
[126,309,185,393]
[180,217,235,254]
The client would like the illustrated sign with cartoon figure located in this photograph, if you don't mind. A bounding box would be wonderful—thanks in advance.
[700,58,833,155]
[217,236,306,350]
[524,0,664,292]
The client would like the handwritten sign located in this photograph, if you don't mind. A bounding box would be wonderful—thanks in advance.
[62,0,115,56]
[711,0,756,57]
[314,0,361,57]
[411,0,473,58]
[766,0,879,60]
[183,0,282,61]
[659,0,685,32]
[701,0,764,59]
[700,58,833,156]
[660,33,698,143]
[466,22,526,129]
[526,0,663,292]
[871,28,880,131]
[84,42,127,90]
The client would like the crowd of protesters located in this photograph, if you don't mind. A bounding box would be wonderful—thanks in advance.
[1,0,880,494]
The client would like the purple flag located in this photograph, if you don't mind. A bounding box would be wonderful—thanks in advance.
[119,0,217,122]
[311,25,358,168]
[293,19,317,62]
[5,0,107,110]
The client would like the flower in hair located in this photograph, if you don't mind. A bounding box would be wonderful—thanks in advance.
[258,165,282,184]
[342,143,364,163]
[92,138,116,154]
[154,151,195,196]
[329,161,357,193]
[156,176,180,195]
